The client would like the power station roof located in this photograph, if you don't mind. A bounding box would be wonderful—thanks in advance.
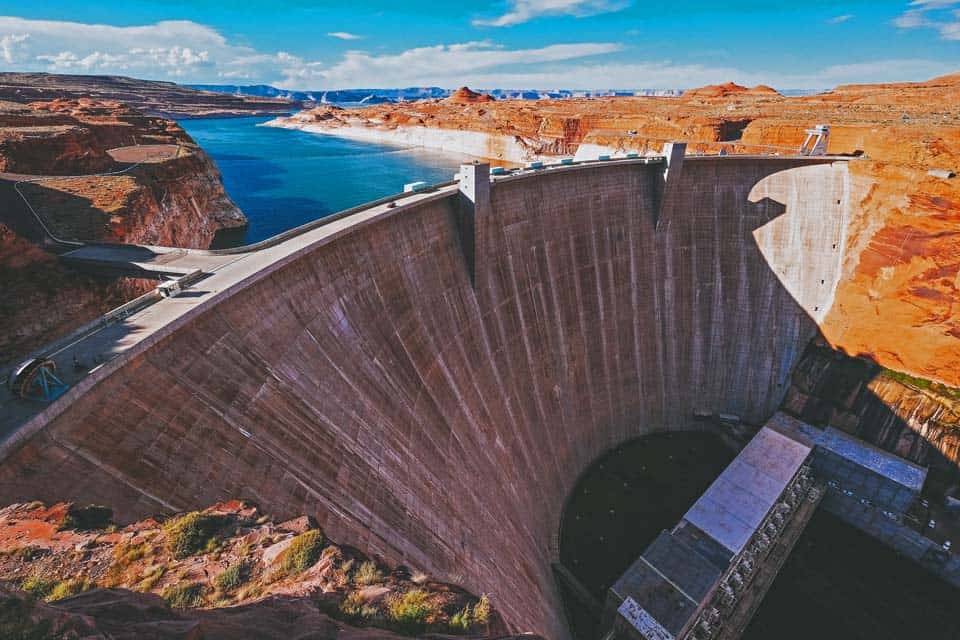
[683,427,813,554]
[820,427,927,491]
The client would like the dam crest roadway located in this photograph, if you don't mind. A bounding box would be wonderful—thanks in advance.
[0,149,853,640]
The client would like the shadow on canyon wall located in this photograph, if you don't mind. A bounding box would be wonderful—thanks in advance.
[784,340,960,494]
[1,170,136,245]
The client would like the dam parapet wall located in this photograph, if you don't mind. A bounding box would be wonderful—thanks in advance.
[0,156,850,639]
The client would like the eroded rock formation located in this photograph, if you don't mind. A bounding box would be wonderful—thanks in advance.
[0,500,505,639]
[0,98,246,363]
[447,87,496,104]
[783,340,960,490]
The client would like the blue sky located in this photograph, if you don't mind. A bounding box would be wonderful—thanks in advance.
[0,1,957,90]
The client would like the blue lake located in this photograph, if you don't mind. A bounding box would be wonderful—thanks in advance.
[179,116,479,246]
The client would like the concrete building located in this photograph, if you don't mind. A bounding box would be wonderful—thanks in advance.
[813,427,926,513]
[604,425,821,640]
[766,412,927,515]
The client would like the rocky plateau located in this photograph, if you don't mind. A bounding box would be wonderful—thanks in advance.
[0,500,513,639]
[0,73,297,119]
[0,96,246,364]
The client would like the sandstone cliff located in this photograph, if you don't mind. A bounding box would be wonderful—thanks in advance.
[0,98,246,363]
[447,86,496,104]
[0,72,297,119]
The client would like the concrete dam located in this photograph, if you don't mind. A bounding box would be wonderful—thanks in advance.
[0,154,851,639]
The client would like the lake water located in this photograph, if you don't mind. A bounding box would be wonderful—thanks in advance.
[179,116,480,246]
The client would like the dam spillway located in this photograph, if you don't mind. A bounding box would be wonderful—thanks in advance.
[0,155,849,639]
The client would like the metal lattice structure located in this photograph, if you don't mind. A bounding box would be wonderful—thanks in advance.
[7,358,69,402]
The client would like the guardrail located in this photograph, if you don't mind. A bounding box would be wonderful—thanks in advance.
[178,155,673,255]
[202,179,460,255]
[0,269,207,387]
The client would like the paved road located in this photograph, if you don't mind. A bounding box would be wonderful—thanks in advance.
[0,183,459,443]
[59,244,243,278]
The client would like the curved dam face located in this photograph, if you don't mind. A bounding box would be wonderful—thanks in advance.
[0,157,848,639]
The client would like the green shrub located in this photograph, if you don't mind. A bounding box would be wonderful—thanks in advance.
[339,592,383,625]
[882,368,960,402]
[162,582,205,609]
[214,561,248,592]
[20,575,56,600]
[473,594,491,626]
[137,565,166,592]
[58,505,113,532]
[354,560,382,586]
[113,541,148,566]
[279,530,324,575]
[339,591,366,618]
[449,605,472,633]
[236,583,262,601]
[5,546,47,562]
[47,578,94,602]
[386,589,435,634]
[162,513,225,559]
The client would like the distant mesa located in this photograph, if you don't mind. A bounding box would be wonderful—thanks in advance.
[831,71,960,93]
[924,71,960,85]
[682,81,782,99]
[447,86,496,104]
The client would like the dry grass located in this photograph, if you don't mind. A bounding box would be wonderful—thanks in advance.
[278,530,324,576]
[162,581,205,609]
[354,560,382,586]
[162,512,225,559]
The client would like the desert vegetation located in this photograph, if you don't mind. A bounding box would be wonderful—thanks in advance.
[0,501,499,637]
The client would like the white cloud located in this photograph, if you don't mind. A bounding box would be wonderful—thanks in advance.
[0,17,232,77]
[475,0,630,27]
[328,32,363,40]
[893,1,960,39]
[288,41,622,88]
[0,15,953,92]
[0,33,28,64]
[827,15,853,24]
[908,0,959,7]
[0,16,628,88]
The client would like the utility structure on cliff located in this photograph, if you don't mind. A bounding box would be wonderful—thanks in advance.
[799,125,830,156]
